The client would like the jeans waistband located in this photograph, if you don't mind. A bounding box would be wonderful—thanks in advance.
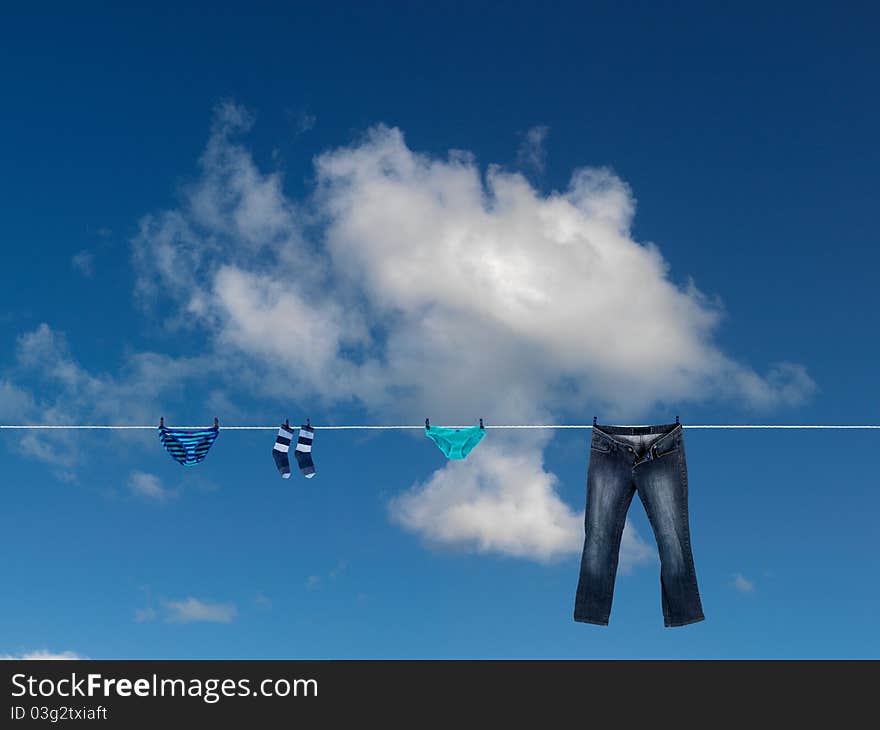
[592,423,683,458]
[594,423,681,436]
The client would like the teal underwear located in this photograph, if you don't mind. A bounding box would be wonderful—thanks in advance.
[424,422,486,460]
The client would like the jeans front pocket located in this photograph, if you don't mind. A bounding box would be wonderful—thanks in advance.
[590,437,613,453]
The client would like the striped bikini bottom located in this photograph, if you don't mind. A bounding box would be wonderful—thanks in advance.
[159,424,220,466]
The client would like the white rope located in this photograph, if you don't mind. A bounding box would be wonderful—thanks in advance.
[0,424,879,431]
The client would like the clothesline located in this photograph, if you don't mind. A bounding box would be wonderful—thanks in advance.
[0,424,879,430]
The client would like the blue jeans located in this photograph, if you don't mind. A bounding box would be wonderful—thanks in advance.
[574,423,705,627]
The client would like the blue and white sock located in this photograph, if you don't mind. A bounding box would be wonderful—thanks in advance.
[294,424,316,478]
[273,423,294,478]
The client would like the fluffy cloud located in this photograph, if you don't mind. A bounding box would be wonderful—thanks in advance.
[0,102,809,566]
[391,437,579,560]
[125,104,816,563]
[163,597,237,624]
[314,127,815,418]
[391,435,654,567]
[134,111,813,421]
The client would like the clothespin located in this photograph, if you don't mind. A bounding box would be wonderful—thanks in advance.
[675,415,680,425]
[160,416,164,429]
[592,416,597,427]
[425,418,430,430]
[479,418,484,430]
[214,417,219,429]
[306,417,311,428]
[284,418,290,429]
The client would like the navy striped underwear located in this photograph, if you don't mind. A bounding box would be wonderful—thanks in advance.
[158,421,220,466]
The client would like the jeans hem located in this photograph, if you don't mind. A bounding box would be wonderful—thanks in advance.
[573,615,610,626]
[664,614,705,628]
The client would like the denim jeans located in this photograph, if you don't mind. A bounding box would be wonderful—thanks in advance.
[574,423,705,627]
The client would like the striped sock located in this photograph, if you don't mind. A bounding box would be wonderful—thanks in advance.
[294,424,316,478]
[272,423,294,478]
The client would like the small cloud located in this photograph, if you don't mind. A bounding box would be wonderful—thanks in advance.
[294,110,316,135]
[517,124,549,173]
[71,250,94,277]
[163,597,237,624]
[134,606,157,623]
[731,573,755,594]
[253,593,272,610]
[736,362,817,409]
[0,649,86,660]
[305,575,321,590]
[128,471,175,502]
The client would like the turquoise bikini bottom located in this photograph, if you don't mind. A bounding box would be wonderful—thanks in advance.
[424,424,486,460]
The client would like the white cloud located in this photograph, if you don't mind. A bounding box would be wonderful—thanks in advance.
[517,124,549,172]
[731,573,755,593]
[125,104,815,563]
[128,471,175,502]
[0,322,221,477]
[314,127,815,417]
[390,435,654,567]
[71,250,94,277]
[0,103,818,565]
[0,649,85,660]
[134,113,814,419]
[13,324,214,423]
[391,437,579,561]
[163,597,237,624]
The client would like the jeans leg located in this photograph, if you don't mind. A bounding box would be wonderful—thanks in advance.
[574,450,635,625]
[635,449,705,627]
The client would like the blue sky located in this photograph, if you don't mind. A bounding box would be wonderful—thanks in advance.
[1,1,878,659]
